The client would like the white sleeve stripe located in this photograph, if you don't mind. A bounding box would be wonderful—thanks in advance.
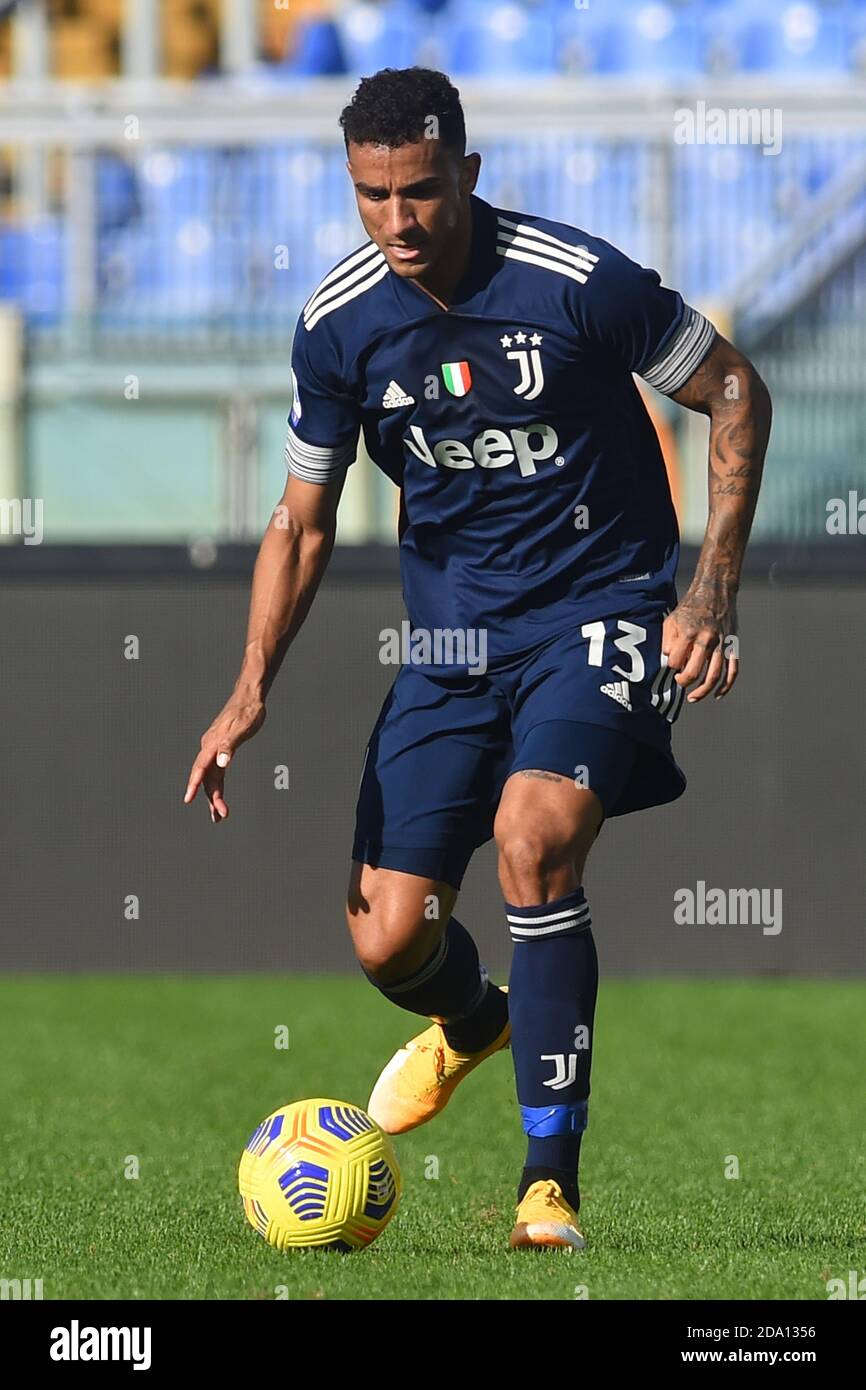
[285,426,356,482]
[302,241,379,316]
[303,248,385,325]
[640,305,716,395]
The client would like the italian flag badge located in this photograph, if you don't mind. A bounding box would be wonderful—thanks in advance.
[441,360,472,397]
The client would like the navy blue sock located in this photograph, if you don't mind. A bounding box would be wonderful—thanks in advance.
[506,887,598,1213]
[364,916,507,1052]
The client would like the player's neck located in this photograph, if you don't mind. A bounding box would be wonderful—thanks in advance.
[412,202,474,311]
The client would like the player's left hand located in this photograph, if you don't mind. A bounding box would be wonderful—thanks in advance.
[662,592,738,702]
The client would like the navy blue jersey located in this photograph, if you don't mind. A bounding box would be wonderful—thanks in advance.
[286,194,715,671]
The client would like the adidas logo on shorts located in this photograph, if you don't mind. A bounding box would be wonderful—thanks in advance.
[382,380,415,408]
[600,680,632,712]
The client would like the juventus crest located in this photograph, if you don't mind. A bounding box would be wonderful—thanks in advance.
[500,329,545,400]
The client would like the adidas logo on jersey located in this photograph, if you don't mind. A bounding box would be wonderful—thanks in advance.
[382,380,415,408]
[600,680,632,712]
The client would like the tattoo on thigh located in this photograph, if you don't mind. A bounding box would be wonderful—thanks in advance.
[519,769,563,783]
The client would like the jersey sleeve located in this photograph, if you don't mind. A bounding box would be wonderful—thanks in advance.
[577,241,716,395]
[284,313,360,484]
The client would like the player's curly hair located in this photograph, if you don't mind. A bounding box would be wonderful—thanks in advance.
[339,68,466,154]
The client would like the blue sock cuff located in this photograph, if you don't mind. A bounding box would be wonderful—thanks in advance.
[520,1102,589,1137]
[505,888,591,942]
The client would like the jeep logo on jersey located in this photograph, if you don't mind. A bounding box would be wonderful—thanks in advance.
[404,424,559,477]
[440,361,472,397]
[500,331,545,401]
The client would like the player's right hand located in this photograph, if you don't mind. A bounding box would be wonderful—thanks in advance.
[183,693,266,824]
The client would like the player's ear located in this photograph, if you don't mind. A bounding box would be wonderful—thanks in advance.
[460,152,481,196]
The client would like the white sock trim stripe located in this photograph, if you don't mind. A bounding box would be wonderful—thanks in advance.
[506,903,590,926]
[510,916,592,939]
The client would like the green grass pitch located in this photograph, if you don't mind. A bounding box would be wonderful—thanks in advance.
[1,975,863,1300]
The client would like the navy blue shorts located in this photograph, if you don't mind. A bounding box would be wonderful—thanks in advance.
[352,608,686,891]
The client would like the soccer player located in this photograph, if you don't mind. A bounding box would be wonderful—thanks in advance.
[185,69,771,1250]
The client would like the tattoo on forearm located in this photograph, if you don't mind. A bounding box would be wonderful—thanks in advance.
[671,338,772,617]
[712,482,752,497]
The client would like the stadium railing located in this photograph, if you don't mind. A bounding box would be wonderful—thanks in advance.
[0,79,865,549]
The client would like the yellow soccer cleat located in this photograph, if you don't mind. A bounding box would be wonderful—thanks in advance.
[367,991,510,1135]
[509,1179,586,1251]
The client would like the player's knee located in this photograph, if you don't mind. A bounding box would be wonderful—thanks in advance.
[350,921,437,984]
[495,826,573,884]
[346,871,439,983]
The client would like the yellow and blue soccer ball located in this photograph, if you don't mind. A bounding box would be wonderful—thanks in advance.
[238,1098,402,1252]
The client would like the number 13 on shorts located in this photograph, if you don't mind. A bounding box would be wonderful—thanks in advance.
[581,619,647,682]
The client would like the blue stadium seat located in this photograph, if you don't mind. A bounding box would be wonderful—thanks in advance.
[99,202,246,324]
[555,0,702,77]
[479,138,652,264]
[672,142,785,298]
[846,3,866,72]
[286,17,348,75]
[0,221,65,325]
[339,0,426,74]
[447,0,559,75]
[136,147,215,226]
[703,0,849,75]
[95,153,140,233]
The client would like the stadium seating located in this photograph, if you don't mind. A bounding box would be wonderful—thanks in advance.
[2,0,866,331]
[703,0,852,76]
[0,220,66,325]
[3,0,866,79]
[444,0,560,76]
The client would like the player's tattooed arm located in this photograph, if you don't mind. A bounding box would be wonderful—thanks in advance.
[666,333,772,702]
